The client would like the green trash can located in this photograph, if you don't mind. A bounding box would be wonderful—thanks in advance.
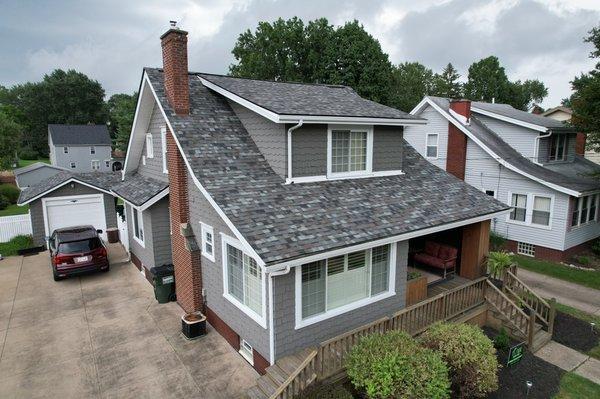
[150,264,175,304]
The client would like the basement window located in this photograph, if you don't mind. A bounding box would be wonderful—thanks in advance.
[517,242,535,257]
[239,339,254,365]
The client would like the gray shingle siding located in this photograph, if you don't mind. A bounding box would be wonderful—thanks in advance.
[126,197,172,269]
[137,103,169,183]
[273,241,408,359]
[373,126,403,171]
[29,182,116,246]
[127,203,154,267]
[291,124,327,177]
[229,101,287,179]
[187,173,271,359]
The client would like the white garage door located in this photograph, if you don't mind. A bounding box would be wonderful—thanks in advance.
[43,195,107,240]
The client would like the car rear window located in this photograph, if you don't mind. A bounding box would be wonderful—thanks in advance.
[58,238,102,254]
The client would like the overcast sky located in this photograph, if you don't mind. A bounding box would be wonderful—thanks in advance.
[1,0,599,108]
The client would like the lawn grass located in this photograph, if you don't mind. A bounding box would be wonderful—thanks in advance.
[15,158,49,168]
[554,301,600,360]
[554,372,600,398]
[0,203,28,217]
[0,235,33,257]
[515,255,600,290]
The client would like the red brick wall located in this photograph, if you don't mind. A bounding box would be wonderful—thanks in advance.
[450,99,471,120]
[161,29,190,115]
[166,131,203,313]
[446,123,467,180]
[575,133,586,156]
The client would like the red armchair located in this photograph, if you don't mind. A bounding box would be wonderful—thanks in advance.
[413,241,458,278]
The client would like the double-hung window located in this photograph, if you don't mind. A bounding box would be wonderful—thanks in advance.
[509,193,527,222]
[146,133,154,158]
[549,135,567,161]
[572,194,598,227]
[328,127,372,176]
[132,207,144,245]
[91,160,100,170]
[200,222,215,262]
[161,127,168,173]
[426,133,438,158]
[532,195,551,226]
[299,244,394,327]
[90,146,96,155]
[63,146,69,154]
[223,236,264,325]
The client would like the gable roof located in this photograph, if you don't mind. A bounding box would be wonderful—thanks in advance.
[111,173,169,207]
[198,73,424,124]
[416,97,600,196]
[13,162,65,176]
[144,68,508,268]
[542,106,572,117]
[48,124,112,146]
[470,101,569,130]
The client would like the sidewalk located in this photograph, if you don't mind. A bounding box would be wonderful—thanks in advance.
[535,341,600,385]
[516,268,600,315]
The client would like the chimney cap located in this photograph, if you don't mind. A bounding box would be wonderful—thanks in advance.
[160,22,188,40]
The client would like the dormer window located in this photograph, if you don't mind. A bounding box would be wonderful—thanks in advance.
[549,134,567,161]
[327,126,373,177]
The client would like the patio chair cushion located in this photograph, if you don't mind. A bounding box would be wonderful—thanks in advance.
[414,253,445,269]
[438,244,458,263]
[424,241,440,257]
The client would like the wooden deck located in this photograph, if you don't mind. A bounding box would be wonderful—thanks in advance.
[427,276,471,298]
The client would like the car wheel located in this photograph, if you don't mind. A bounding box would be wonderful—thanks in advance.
[53,272,63,281]
[102,265,110,273]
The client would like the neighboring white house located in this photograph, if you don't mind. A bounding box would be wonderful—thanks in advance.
[404,97,600,262]
[542,106,600,164]
[48,124,113,172]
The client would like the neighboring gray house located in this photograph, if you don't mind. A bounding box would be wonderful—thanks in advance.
[48,124,113,172]
[13,162,66,189]
[404,96,600,262]
[117,26,509,375]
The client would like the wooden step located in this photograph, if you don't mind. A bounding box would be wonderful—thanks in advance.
[531,331,552,352]
[256,374,279,398]
[266,364,289,385]
[247,385,269,399]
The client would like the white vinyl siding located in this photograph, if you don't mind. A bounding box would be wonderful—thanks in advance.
[474,114,539,160]
[403,104,448,170]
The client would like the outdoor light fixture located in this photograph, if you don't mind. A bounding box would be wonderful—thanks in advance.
[526,381,533,397]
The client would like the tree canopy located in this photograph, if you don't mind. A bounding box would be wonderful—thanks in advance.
[107,92,138,151]
[432,63,463,99]
[389,62,434,112]
[0,111,22,169]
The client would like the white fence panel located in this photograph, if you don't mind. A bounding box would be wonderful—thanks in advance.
[117,213,129,253]
[0,212,32,243]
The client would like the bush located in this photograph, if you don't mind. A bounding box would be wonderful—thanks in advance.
[420,323,499,398]
[592,239,600,256]
[0,184,20,204]
[487,251,513,279]
[0,194,8,210]
[489,231,507,251]
[346,331,450,399]
[493,327,510,351]
[0,235,33,257]
[18,147,39,161]
[576,255,590,265]
[300,383,354,399]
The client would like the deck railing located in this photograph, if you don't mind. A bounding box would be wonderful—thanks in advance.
[270,277,489,398]
[485,279,531,339]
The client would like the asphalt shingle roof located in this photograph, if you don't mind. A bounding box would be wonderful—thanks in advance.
[49,124,112,145]
[18,171,121,204]
[112,174,169,206]
[198,73,420,120]
[428,97,600,194]
[145,68,508,265]
[471,101,569,129]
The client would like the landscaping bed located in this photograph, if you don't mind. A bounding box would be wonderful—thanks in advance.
[0,235,33,257]
[552,311,599,355]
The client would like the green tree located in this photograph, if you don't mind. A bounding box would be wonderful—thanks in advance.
[570,24,600,151]
[5,69,107,156]
[229,18,394,105]
[432,63,462,98]
[390,62,435,111]
[0,112,22,169]
[464,56,510,103]
[507,79,548,111]
[106,92,138,151]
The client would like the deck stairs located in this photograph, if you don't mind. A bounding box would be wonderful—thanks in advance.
[247,348,316,399]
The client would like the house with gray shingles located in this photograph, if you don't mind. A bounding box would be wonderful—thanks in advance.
[404,96,600,262]
[13,162,66,189]
[48,124,113,172]
[117,25,509,375]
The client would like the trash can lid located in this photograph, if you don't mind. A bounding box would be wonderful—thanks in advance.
[150,263,174,277]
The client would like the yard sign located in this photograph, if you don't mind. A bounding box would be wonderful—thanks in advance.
[507,342,525,366]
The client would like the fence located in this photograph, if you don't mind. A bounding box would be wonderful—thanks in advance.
[0,213,32,243]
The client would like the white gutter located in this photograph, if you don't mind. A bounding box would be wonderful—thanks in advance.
[287,120,303,181]
[268,266,291,364]
[533,130,552,165]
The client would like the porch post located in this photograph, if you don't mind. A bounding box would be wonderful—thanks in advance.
[459,220,491,279]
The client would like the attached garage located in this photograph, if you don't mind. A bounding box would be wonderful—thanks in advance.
[17,171,120,246]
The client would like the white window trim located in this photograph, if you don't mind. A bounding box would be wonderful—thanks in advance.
[161,127,168,174]
[425,133,439,159]
[105,160,110,168]
[91,160,100,170]
[294,243,397,330]
[221,234,267,329]
[90,146,96,155]
[69,162,76,169]
[506,191,554,230]
[239,339,254,365]
[571,194,599,229]
[131,206,145,247]
[200,222,215,263]
[326,124,374,179]
[63,146,69,154]
[146,133,154,158]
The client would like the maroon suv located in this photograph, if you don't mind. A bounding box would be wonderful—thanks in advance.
[48,226,109,281]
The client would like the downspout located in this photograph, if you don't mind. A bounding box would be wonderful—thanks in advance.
[534,130,552,165]
[287,120,304,183]
[268,266,291,364]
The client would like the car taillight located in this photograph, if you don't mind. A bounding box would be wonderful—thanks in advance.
[53,254,72,265]
[93,247,107,258]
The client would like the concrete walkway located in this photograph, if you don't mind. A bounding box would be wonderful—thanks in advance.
[516,268,600,315]
[535,341,600,385]
[0,244,257,399]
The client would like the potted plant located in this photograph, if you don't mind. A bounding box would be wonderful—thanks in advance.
[487,251,513,283]
[181,312,207,339]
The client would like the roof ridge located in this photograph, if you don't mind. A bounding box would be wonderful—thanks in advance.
[198,72,352,89]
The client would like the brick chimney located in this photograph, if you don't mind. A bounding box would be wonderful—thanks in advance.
[446,100,471,180]
[161,21,190,115]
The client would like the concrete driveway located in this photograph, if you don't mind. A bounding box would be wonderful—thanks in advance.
[0,244,257,399]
